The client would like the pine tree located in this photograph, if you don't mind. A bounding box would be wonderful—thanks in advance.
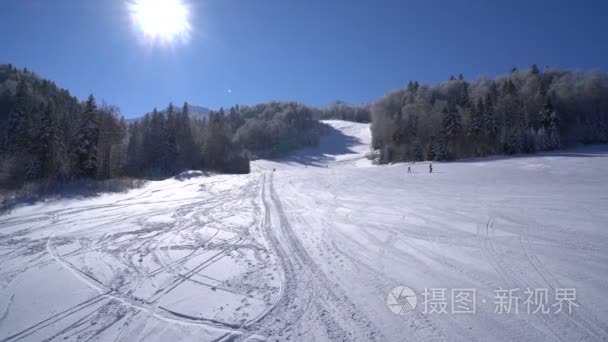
[176,102,196,170]
[539,99,553,129]
[7,80,29,155]
[433,140,446,161]
[441,106,462,138]
[504,128,522,154]
[468,99,484,136]
[142,108,166,175]
[504,79,517,96]
[164,103,178,172]
[25,157,41,180]
[37,102,60,178]
[228,106,244,131]
[459,84,470,107]
[530,64,540,75]
[549,111,561,149]
[74,95,99,178]
[426,136,436,161]
[407,80,416,92]
[203,111,232,170]
[113,117,128,175]
[483,95,497,137]
[126,121,142,174]
[412,142,424,161]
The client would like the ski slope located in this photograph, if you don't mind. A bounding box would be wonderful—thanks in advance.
[1,120,607,341]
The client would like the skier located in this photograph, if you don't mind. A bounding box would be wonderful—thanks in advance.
[429,162,433,173]
[407,166,412,173]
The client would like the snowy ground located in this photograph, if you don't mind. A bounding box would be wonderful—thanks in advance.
[1,120,607,341]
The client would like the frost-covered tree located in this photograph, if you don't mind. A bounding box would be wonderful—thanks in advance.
[549,110,561,149]
[370,67,608,163]
[441,106,462,138]
[539,99,554,130]
[320,101,371,123]
[467,99,484,137]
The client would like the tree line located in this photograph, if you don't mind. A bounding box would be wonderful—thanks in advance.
[3,63,607,189]
[0,65,130,189]
[371,66,608,163]
[232,101,325,158]
[0,65,324,189]
[125,104,250,178]
[317,101,371,123]
[126,101,325,176]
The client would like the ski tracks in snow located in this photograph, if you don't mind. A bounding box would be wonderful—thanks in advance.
[2,121,608,341]
[0,167,385,341]
[0,174,284,341]
[240,171,384,341]
[477,216,608,341]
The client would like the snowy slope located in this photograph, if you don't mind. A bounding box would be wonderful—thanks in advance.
[1,121,608,341]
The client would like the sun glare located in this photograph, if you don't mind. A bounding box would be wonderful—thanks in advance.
[128,0,191,45]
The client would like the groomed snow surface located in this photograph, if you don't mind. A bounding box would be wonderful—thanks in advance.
[1,120,607,341]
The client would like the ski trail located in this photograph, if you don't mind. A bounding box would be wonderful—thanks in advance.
[2,121,608,341]
[240,171,385,341]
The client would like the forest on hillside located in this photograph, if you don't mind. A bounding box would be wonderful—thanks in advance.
[371,66,608,163]
[317,101,371,123]
[0,65,324,190]
[127,101,325,177]
[2,63,608,192]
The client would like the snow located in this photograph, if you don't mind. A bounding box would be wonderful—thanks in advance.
[1,120,608,341]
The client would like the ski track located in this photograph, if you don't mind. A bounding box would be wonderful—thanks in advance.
[1,120,608,341]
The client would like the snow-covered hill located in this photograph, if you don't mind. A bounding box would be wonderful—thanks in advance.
[1,121,607,341]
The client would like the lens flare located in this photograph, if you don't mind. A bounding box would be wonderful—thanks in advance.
[128,0,191,45]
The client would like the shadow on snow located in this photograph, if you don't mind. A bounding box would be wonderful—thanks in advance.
[271,124,365,167]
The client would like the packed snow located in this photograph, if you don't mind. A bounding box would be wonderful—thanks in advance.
[1,120,607,341]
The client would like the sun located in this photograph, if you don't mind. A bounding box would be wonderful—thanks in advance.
[128,0,191,45]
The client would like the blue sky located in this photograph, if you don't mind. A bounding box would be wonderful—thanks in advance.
[1,0,607,118]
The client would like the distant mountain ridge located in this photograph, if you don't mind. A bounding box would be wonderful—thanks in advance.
[127,104,212,122]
